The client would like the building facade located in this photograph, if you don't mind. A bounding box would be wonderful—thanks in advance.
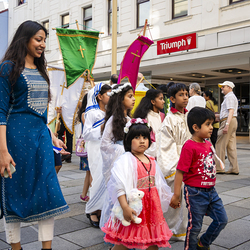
[0,1,8,61]
[7,0,250,135]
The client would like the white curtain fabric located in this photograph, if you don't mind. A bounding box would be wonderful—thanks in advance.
[47,66,85,134]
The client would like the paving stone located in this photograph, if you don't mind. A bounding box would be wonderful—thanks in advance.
[61,185,83,196]
[59,178,84,187]
[242,215,250,220]
[33,217,89,236]
[203,204,250,225]
[230,178,250,186]
[230,198,250,209]
[55,203,86,220]
[0,240,9,250]
[218,194,243,205]
[221,186,250,198]
[231,240,250,250]
[15,235,80,250]
[0,226,38,245]
[161,240,183,249]
[215,181,246,189]
[72,214,91,225]
[58,176,73,182]
[214,185,230,194]
[213,219,250,248]
[64,193,84,205]
[60,227,104,248]
[81,242,112,250]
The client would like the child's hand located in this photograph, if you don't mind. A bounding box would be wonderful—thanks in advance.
[170,194,181,209]
[122,205,137,223]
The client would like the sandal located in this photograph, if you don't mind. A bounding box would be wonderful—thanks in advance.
[86,212,99,228]
[80,195,89,202]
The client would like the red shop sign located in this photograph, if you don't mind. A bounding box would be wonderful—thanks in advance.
[157,33,197,55]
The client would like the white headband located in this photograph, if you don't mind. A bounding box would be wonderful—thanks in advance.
[107,82,132,96]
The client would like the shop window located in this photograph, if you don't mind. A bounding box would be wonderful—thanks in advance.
[108,0,119,35]
[172,0,188,19]
[17,0,26,6]
[61,13,69,29]
[42,20,49,50]
[137,0,150,28]
[229,0,245,3]
[83,6,92,30]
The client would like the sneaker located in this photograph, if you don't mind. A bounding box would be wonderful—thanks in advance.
[197,239,210,250]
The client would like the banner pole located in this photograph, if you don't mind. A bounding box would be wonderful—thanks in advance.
[143,19,148,36]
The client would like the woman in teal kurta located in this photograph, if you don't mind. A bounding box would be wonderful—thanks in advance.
[0,21,69,250]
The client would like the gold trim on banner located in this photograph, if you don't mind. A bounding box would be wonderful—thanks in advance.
[56,33,99,39]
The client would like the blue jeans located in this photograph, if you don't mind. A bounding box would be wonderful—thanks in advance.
[184,185,228,250]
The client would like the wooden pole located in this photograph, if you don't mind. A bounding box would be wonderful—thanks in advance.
[75,20,80,30]
[111,0,117,74]
[143,19,148,36]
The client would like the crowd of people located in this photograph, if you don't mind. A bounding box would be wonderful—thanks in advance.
[0,20,240,250]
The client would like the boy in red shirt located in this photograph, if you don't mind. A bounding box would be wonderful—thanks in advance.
[170,107,228,250]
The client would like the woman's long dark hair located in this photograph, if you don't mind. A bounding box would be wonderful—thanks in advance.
[102,83,133,143]
[0,20,51,100]
[133,89,163,119]
[204,90,218,105]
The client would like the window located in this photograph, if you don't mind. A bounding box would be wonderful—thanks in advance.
[108,0,119,35]
[83,6,92,30]
[17,0,26,6]
[229,0,245,3]
[61,13,69,29]
[43,20,49,50]
[172,0,188,19]
[137,0,150,28]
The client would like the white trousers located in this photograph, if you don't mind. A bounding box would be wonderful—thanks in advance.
[4,217,54,244]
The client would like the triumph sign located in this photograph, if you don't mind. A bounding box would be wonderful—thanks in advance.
[157,33,197,55]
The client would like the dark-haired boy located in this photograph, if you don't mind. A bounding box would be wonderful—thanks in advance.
[157,83,191,241]
[170,107,228,250]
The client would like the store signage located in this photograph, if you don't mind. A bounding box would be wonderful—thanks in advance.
[157,33,197,55]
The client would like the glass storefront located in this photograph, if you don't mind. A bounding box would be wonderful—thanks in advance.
[235,82,250,134]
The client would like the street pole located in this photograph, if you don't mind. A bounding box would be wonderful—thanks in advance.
[111,0,117,74]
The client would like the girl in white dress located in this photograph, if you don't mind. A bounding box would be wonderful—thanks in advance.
[133,89,165,157]
[82,82,111,227]
[100,83,135,228]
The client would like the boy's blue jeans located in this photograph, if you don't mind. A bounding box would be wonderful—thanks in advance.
[184,185,228,250]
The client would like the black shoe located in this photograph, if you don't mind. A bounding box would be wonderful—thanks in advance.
[65,158,72,163]
[62,154,71,162]
[86,213,99,228]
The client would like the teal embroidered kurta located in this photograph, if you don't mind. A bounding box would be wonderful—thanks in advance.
[0,61,69,223]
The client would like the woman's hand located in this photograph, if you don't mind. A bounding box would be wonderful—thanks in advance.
[122,205,137,223]
[0,150,16,178]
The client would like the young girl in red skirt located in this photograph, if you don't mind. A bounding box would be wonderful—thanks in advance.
[102,118,173,250]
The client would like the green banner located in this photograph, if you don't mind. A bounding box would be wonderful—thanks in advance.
[56,28,99,87]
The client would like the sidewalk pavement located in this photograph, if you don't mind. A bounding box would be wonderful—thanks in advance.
[0,138,249,250]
